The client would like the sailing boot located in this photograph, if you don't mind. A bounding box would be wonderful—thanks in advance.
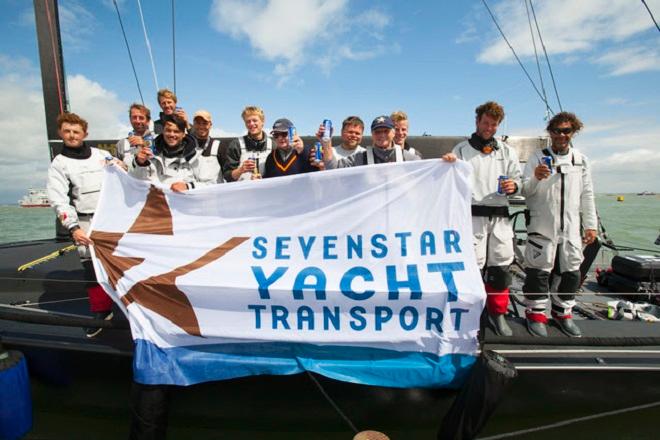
[86,284,113,338]
[488,313,513,337]
[485,282,512,336]
[552,313,582,338]
[525,312,548,337]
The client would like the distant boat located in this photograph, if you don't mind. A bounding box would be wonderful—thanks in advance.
[18,188,50,208]
[637,191,656,196]
[616,195,624,202]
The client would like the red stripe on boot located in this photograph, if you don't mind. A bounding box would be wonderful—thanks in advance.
[552,312,573,320]
[87,284,112,313]
[526,311,548,324]
[485,284,510,315]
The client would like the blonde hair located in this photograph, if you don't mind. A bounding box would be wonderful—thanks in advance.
[241,106,265,122]
[390,111,408,123]
[157,88,177,104]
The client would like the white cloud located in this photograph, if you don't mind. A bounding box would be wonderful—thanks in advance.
[592,44,660,76]
[0,55,127,204]
[59,0,97,52]
[209,0,393,83]
[472,0,660,76]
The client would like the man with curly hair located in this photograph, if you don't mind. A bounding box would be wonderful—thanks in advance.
[522,112,597,338]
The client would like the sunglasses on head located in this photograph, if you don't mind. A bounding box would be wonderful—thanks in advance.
[272,132,288,138]
[551,127,573,135]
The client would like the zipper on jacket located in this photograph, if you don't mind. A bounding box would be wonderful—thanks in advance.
[560,172,565,232]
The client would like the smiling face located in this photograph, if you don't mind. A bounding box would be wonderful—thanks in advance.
[58,122,87,148]
[372,127,394,149]
[159,97,177,115]
[130,108,149,135]
[243,113,264,139]
[272,131,290,150]
[163,121,185,148]
[394,120,408,146]
[476,114,500,140]
[193,117,212,139]
[549,121,574,152]
[341,123,363,149]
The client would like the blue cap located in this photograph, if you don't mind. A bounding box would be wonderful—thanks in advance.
[271,118,294,133]
[371,115,394,131]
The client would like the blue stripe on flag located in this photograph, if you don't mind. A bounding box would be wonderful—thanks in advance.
[133,339,476,388]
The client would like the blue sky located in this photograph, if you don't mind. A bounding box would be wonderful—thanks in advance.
[0,0,659,203]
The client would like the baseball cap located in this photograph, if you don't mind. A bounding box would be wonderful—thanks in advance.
[271,118,294,133]
[371,115,394,131]
[193,110,212,122]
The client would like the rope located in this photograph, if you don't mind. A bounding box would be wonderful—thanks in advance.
[305,371,359,434]
[481,0,554,113]
[112,0,144,105]
[524,0,551,119]
[478,400,660,439]
[44,0,65,115]
[136,0,159,92]
[641,0,660,33]
[172,0,177,94]
[529,0,563,112]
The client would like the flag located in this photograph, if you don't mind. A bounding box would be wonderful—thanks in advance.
[90,160,485,388]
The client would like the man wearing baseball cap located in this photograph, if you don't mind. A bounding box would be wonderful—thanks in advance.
[322,115,420,168]
[263,118,320,178]
[191,110,223,183]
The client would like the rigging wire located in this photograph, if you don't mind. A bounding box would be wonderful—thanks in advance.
[524,0,551,119]
[112,0,145,105]
[528,0,563,112]
[480,0,554,114]
[172,0,177,94]
[641,0,660,32]
[136,0,159,93]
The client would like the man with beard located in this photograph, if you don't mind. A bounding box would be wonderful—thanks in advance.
[522,112,597,338]
[129,114,219,191]
[452,101,522,337]
[191,110,223,183]
[115,103,153,167]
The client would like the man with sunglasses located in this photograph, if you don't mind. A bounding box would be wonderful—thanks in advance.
[263,118,320,178]
[522,112,597,338]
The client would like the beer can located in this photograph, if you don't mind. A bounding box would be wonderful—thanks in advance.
[315,141,322,162]
[143,133,155,154]
[542,156,553,174]
[322,119,332,141]
[288,126,296,146]
[497,175,508,195]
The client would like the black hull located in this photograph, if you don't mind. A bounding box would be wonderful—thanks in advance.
[3,239,660,438]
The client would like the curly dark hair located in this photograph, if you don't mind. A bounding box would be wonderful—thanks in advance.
[546,112,584,133]
[475,101,505,123]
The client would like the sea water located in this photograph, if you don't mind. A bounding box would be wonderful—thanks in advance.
[1,194,658,251]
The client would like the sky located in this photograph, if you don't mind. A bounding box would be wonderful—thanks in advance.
[0,0,659,204]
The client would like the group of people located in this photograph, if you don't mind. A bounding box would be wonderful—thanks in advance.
[47,89,596,339]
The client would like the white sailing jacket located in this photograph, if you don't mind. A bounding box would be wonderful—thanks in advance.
[47,146,107,230]
[453,138,522,207]
[522,147,597,241]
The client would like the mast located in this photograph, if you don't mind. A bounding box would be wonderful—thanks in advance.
[33,0,68,160]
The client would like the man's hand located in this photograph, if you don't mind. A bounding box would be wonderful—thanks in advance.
[72,228,93,246]
[501,179,517,195]
[441,153,457,162]
[175,108,188,126]
[170,182,188,193]
[583,229,597,245]
[135,145,153,165]
[128,135,145,148]
[534,164,551,180]
[292,135,304,154]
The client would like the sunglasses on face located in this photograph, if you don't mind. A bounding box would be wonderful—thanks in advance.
[272,132,288,138]
[551,127,573,135]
